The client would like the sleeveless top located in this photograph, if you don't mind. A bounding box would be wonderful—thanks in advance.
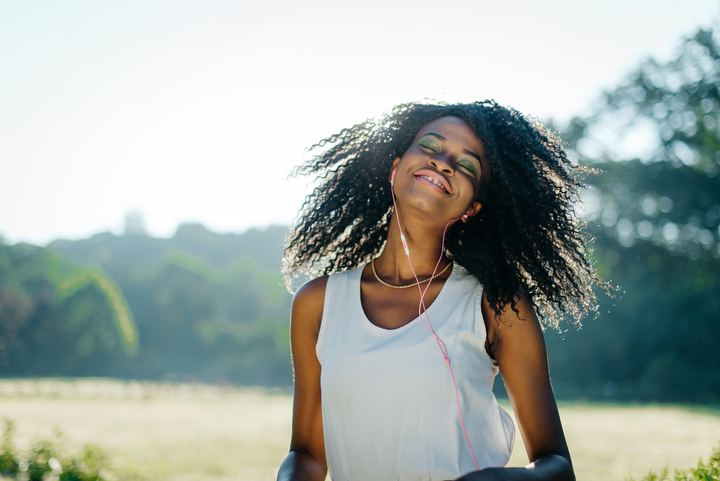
[316,264,515,481]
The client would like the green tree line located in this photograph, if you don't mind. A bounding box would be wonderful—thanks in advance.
[0,224,292,386]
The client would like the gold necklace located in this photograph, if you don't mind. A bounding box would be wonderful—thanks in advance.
[371,258,452,289]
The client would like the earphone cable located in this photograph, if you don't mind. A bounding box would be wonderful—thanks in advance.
[390,173,480,471]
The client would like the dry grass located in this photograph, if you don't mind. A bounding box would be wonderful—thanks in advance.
[504,402,720,480]
[1,379,718,481]
[0,379,291,481]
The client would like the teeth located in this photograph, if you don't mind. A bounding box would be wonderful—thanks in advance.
[420,175,447,192]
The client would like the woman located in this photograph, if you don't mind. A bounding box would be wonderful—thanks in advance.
[278,101,604,481]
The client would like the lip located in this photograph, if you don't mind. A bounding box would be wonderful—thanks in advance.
[414,169,452,194]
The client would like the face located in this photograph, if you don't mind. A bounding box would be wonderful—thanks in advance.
[389,116,488,222]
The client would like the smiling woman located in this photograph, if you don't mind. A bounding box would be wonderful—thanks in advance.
[278,101,606,481]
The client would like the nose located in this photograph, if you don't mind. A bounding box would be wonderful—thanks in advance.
[428,154,454,176]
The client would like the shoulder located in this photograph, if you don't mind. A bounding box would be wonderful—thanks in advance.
[291,276,329,337]
[293,275,329,309]
[481,289,544,360]
[447,263,481,296]
[480,288,537,325]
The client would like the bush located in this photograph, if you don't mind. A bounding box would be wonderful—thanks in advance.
[629,443,720,481]
[0,419,111,481]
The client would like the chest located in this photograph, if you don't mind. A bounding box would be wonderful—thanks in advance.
[360,278,445,330]
[316,265,493,375]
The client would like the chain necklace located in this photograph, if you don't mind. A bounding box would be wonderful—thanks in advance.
[371,258,452,289]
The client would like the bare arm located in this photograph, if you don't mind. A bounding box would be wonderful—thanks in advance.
[277,277,328,481]
[456,291,575,481]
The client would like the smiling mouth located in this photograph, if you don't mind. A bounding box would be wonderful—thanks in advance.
[414,170,452,194]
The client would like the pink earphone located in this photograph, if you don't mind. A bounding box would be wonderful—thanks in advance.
[390,169,479,470]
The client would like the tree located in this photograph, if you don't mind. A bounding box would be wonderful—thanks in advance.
[0,243,137,376]
[536,27,720,402]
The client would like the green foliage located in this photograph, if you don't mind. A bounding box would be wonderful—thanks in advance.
[490,27,720,403]
[55,269,137,354]
[120,250,292,385]
[0,244,137,376]
[563,27,720,261]
[1,225,292,386]
[628,443,720,480]
[564,29,720,174]
[0,420,19,476]
[0,419,109,481]
[540,26,720,403]
[48,223,287,285]
[538,159,720,403]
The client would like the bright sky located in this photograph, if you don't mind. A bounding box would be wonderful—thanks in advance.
[1,0,718,245]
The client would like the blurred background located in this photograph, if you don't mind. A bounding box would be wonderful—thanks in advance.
[1,1,720,480]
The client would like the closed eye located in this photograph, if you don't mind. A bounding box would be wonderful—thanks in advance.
[457,158,479,177]
[417,138,440,153]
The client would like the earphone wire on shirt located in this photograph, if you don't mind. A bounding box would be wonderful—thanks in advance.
[390,170,480,472]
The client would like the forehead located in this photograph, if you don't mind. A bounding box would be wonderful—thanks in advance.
[414,116,484,153]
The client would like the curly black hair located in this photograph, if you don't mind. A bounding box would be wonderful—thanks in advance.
[283,101,606,329]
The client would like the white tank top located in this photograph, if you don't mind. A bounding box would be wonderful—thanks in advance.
[316,264,515,481]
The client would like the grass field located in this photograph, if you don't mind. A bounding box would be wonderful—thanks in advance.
[1,379,718,481]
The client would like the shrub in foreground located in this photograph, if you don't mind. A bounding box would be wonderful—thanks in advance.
[0,419,110,481]
[629,443,720,481]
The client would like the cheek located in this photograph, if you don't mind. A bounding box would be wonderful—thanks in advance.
[465,176,484,202]
[465,174,483,197]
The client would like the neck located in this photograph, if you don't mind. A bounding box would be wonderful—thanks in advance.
[374,210,454,285]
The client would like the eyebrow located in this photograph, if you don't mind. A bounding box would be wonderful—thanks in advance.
[421,132,484,164]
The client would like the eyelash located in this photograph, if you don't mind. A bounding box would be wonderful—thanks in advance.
[418,140,479,177]
[458,160,479,176]
[419,140,439,152]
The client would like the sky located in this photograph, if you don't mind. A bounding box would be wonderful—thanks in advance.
[1,0,718,245]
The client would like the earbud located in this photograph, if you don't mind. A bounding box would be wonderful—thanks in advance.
[391,169,396,184]
[462,210,472,220]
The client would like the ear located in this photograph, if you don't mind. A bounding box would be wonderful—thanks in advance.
[461,201,483,223]
[388,157,401,183]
